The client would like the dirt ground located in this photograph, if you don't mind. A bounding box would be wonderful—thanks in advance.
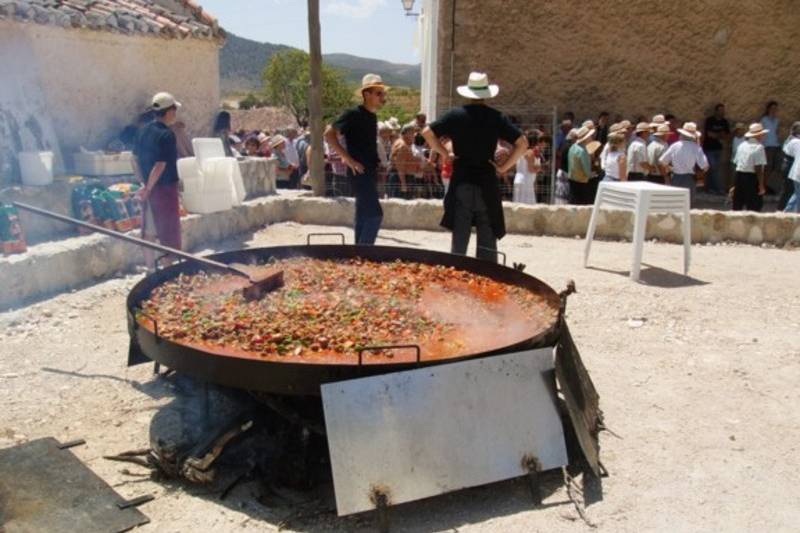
[1,222,799,532]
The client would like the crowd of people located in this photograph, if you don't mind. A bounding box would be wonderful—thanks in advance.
[552,101,800,213]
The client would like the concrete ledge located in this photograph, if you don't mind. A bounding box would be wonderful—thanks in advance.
[2,195,798,310]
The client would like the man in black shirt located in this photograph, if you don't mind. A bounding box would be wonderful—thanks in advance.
[423,72,528,263]
[703,103,730,194]
[325,74,387,244]
[133,92,182,267]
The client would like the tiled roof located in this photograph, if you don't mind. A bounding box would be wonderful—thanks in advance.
[0,0,225,41]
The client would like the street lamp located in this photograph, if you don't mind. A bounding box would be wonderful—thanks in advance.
[401,0,419,17]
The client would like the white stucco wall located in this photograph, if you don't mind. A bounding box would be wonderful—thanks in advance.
[3,21,221,170]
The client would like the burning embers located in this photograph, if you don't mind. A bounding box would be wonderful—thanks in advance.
[138,257,559,363]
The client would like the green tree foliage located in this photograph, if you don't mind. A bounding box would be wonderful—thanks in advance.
[262,49,355,125]
[238,92,266,110]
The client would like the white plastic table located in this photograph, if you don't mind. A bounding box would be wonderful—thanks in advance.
[584,181,691,281]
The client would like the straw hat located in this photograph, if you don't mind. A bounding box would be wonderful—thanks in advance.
[635,121,651,133]
[256,132,269,144]
[582,119,596,130]
[619,120,632,130]
[744,122,769,138]
[677,122,701,139]
[653,124,671,137]
[456,72,499,99]
[733,122,747,132]
[378,121,392,132]
[357,73,389,96]
[575,125,596,143]
[586,140,602,155]
[608,122,625,135]
[387,117,401,131]
[269,134,287,149]
[650,114,666,127]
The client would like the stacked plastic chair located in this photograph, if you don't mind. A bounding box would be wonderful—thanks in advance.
[177,138,246,214]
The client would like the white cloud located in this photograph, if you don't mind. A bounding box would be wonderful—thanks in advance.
[323,0,385,19]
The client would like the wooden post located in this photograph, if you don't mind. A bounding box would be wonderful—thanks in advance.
[307,0,325,196]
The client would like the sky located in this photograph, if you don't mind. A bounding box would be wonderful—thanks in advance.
[199,0,420,64]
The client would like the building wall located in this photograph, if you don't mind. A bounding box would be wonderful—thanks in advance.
[3,21,221,173]
[435,0,800,131]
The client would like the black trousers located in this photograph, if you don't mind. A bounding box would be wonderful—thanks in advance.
[569,180,595,205]
[628,172,646,181]
[733,172,763,212]
[646,174,665,184]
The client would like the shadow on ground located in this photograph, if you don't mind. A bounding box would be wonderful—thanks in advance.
[587,264,709,288]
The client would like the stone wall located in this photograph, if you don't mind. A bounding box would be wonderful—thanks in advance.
[2,196,798,310]
[0,20,221,179]
[435,0,800,133]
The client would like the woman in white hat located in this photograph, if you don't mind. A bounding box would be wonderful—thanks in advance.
[513,130,542,205]
[732,123,768,211]
[422,72,528,262]
[602,132,628,182]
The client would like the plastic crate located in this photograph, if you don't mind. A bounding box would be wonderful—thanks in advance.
[73,152,134,176]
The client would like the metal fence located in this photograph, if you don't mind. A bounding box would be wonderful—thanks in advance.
[312,105,558,203]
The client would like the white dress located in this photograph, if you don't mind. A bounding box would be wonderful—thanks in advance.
[513,155,538,204]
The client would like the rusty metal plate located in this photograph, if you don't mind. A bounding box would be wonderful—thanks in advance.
[321,349,568,516]
[555,322,602,476]
[0,438,150,533]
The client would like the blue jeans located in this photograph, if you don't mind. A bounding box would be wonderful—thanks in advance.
[784,180,800,213]
[705,150,723,193]
[672,173,696,206]
[353,171,383,244]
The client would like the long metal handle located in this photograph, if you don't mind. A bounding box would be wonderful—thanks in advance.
[13,202,233,274]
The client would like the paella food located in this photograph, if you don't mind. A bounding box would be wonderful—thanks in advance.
[138,258,558,362]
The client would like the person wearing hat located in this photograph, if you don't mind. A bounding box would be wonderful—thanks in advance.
[599,122,625,175]
[133,92,183,268]
[658,122,709,205]
[731,123,768,211]
[782,121,800,213]
[422,72,527,262]
[325,73,388,244]
[270,134,297,184]
[646,124,671,183]
[627,122,653,181]
[568,125,596,204]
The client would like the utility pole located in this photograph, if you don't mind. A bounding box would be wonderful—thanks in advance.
[307,0,325,196]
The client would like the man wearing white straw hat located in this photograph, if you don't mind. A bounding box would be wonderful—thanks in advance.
[325,73,388,244]
[647,124,671,183]
[568,125,596,204]
[731,123,768,211]
[626,122,653,181]
[658,122,709,205]
[422,72,527,263]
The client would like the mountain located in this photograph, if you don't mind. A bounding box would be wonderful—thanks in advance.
[220,33,420,95]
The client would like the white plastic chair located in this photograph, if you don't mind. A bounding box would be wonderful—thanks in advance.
[584,181,691,281]
[188,138,246,206]
[177,155,235,214]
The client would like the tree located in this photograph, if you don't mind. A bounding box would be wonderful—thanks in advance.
[262,49,354,125]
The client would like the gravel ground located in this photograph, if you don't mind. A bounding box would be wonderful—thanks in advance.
[1,221,799,532]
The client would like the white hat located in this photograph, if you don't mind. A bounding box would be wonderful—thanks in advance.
[151,92,181,110]
[387,117,401,130]
[257,132,269,144]
[358,73,389,95]
[269,134,287,149]
[677,122,700,139]
[650,114,666,127]
[378,121,392,132]
[582,119,596,129]
[653,124,671,137]
[635,121,651,133]
[456,72,499,99]
[744,122,769,138]
[575,125,596,143]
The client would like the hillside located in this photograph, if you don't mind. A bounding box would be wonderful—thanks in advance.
[220,33,420,94]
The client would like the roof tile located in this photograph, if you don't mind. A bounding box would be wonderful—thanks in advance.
[0,0,225,41]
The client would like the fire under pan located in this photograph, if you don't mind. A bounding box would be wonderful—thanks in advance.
[0,438,150,533]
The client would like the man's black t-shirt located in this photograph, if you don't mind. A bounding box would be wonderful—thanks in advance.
[133,121,179,186]
[430,104,521,184]
[703,116,730,152]
[334,105,379,173]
